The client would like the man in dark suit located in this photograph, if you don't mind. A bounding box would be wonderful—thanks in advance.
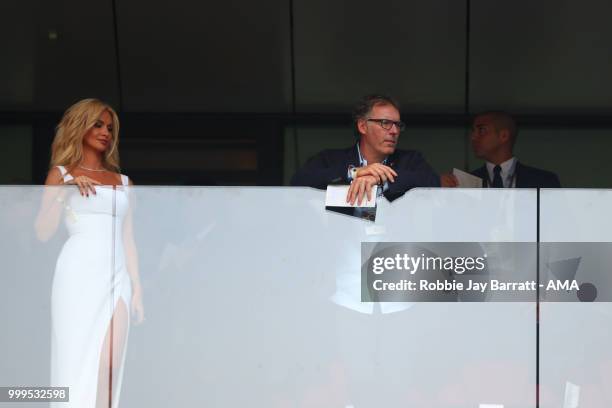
[291,94,441,205]
[470,111,561,188]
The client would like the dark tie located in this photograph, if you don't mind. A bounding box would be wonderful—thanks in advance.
[492,165,503,188]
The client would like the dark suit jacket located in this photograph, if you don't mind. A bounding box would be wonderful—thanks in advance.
[471,162,561,188]
[291,145,440,202]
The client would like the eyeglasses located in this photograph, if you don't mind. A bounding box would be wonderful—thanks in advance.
[367,118,406,131]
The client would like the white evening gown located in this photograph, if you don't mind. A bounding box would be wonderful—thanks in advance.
[51,166,132,408]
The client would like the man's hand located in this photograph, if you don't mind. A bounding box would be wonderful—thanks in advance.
[440,173,458,187]
[356,163,397,184]
[347,175,378,206]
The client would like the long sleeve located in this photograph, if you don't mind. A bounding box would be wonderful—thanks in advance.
[384,151,440,201]
[547,173,561,188]
[290,149,353,189]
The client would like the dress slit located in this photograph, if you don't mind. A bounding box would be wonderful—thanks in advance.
[94,294,130,408]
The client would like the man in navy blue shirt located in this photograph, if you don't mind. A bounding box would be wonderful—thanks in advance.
[291,94,441,205]
[469,112,561,188]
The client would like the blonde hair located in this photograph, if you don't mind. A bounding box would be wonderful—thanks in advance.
[50,98,121,172]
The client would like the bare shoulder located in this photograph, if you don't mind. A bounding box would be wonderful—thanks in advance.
[44,167,64,185]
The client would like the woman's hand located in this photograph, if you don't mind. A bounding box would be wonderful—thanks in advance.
[65,175,101,196]
[131,282,145,325]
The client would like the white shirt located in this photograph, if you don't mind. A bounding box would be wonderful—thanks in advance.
[485,157,517,188]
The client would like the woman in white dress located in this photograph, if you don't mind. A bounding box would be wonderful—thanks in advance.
[35,98,144,408]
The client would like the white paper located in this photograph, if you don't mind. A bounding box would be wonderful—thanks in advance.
[479,405,504,408]
[325,185,377,208]
[453,168,483,188]
[563,381,580,408]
